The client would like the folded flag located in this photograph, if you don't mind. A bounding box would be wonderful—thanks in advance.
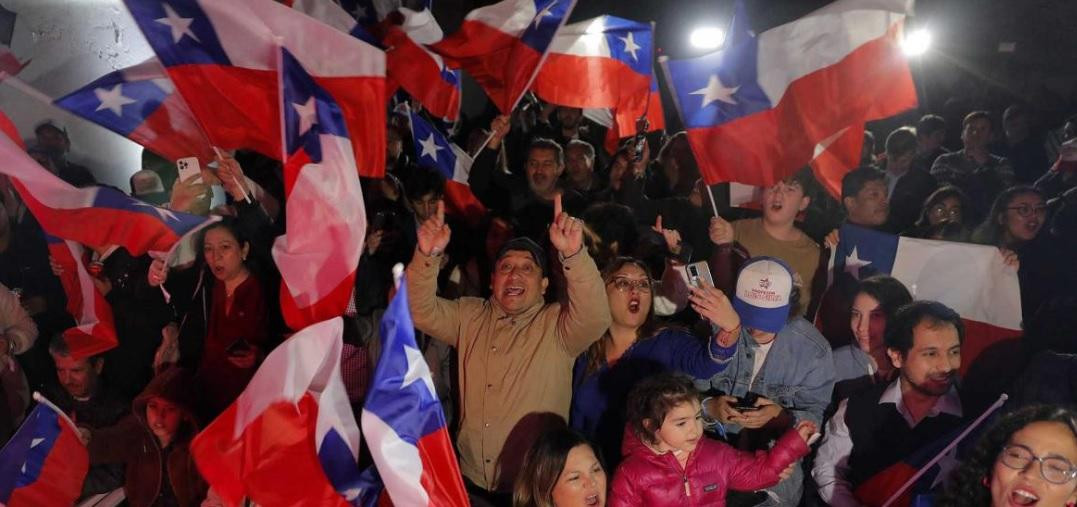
[0,117,216,256]
[431,0,577,114]
[123,0,387,177]
[53,58,214,163]
[272,47,366,332]
[361,272,469,506]
[663,0,916,186]
[0,395,89,507]
[408,111,486,225]
[191,318,369,506]
[45,236,119,360]
[830,224,1022,375]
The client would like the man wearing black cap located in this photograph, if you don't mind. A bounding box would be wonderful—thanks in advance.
[407,195,611,504]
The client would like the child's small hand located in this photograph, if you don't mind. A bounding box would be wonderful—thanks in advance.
[779,462,796,481]
[794,420,819,444]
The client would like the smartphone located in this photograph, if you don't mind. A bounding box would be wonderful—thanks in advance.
[177,156,202,184]
[684,261,715,289]
[734,392,761,411]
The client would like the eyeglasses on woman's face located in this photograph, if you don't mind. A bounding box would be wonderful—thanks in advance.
[607,277,653,293]
[998,444,1077,485]
[1006,204,1048,218]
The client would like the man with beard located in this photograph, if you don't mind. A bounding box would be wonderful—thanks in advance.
[812,300,966,507]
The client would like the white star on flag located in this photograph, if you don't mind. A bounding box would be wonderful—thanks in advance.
[94,84,138,117]
[691,74,740,108]
[30,437,44,448]
[401,344,436,397]
[133,200,180,222]
[155,3,200,44]
[352,4,368,21]
[533,1,558,29]
[619,32,642,61]
[844,246,872,280]
[292,97,318,138]
[418,133,444,163]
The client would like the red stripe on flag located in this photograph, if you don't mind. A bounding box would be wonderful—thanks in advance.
[810,123,865,199]
[279,270,356,332]
[134,95,218,162]
[8,414,88,506]
[433,21,544,114]
[690,23,916,186]
[415,427,470,507]
[384,27,460,121]
[959,319,1021,377]
[533,53,650,111]
[854,462,917,507]
[443,180,487,229]
[46,242,118,360]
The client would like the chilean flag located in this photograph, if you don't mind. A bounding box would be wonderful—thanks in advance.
[663,0,916,186]
[45,236,120,360]
[191,318,373,506]
[0,122,216,256]
[123,0,387,177]
[431,0,577,114]
[0,395,89,507]
[408,111,486,227]
[383,8,462,121]
[361,273,469,506]
[288,0,385,49]
[829,225,1023,376]
[533,16,652,115]
[272,47,366,332]
[601,72,666,154]
[53,58,215,163]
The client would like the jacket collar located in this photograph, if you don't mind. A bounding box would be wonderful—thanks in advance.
[879,377,963,426]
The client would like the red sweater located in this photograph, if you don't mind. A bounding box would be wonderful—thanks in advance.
[609,427,809,507]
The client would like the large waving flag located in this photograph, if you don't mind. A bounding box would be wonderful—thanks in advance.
[602,72,666,154]
[46,236,120,360]
[383,8,462,121]
[829,225,1022,375]
[191,318,371,506]
[0,120,216,256]
[123,0,387,177]
[52,58,215,163]
[0,395,89,507]
[663,0,916,186]
[361,272,469,506]
[288,0,384,49]
[431,0,577,113]
[408,111,486,226]
[272,47,366,332]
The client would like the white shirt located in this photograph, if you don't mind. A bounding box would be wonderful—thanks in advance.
[749,340,774,387]
[812,377,963,507]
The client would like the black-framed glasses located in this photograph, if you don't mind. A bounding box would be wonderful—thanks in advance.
[1006,204,1048,218]
[929,205,962,219]
[998,444,1077,485]
[608,277,653,293]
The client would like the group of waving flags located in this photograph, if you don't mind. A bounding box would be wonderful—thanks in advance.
[0,0,1019,505]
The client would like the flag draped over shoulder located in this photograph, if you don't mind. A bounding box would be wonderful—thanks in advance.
[430,0,577,114]
[663,0,916,186]
[123,0,387,177]
[0,396,89,507]
[361,276,469,506]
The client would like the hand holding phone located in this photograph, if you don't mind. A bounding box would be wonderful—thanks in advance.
[176,157,202,184]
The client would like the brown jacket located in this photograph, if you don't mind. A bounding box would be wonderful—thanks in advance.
[407,248,611,491]
[89,368,207,507]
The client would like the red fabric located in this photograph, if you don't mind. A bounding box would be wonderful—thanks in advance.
[47,240,118,360]
[132,92,217,163]
[197,275,268,415]
[414,427,471,507]
[533,53,650,112]
[690,23,916,186]
[384,26,461,120]
[854,461,918,507]
[609,426,808,507]
[192,394,351,506]
[7,414,88,507]
[0,110,24,149]
[443,180,487,228]
[809,123,865,200]
[432,21,544,114]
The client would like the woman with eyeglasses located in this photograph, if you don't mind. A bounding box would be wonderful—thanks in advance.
[940,405,1077,507]
[972,186,1048,248]
[570,257,739,468]
[906,186,973,239]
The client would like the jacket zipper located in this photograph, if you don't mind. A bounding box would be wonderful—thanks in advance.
[683,474,691,497]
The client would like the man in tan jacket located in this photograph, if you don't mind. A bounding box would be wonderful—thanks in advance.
[407,195,611,501]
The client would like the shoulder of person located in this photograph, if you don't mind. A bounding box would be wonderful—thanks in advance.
[778,318,832,355]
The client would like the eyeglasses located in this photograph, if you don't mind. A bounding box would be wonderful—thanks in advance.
[1006,204,1048,218]
[929,205,962,219]
[608,278,653,293]
[998,445,1077,485]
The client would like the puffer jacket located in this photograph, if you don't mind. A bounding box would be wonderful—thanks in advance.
[609,425,809,507]
[88,367,207,507]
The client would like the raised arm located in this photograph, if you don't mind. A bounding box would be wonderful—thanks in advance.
[551,194,612,357]
[406,201,462,346]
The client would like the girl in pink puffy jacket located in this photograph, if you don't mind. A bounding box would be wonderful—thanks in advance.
[609,373,815,507]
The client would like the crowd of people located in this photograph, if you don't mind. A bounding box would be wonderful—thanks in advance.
[1,91,1077,506]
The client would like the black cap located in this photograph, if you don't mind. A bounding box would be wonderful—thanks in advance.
[494,237,548,276]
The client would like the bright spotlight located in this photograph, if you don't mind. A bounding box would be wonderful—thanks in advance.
[690,27,725,50]
[902,28,932,56]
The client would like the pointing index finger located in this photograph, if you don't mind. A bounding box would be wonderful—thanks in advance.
[553,193,563,220]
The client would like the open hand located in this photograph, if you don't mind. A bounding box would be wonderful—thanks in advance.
[549,193,583,258]
[688,279,739,332]
[417,201,451,256]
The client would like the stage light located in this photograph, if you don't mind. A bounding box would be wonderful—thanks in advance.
[902,28,932,56]
[690,26,725,50]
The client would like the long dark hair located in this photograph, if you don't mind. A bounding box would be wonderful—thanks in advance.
[582,257,663,376]
[196,219,252,266]
[971,186,1045,247]
[854,275,913,323]
[513,427,603,507]
[939,405,1077,507]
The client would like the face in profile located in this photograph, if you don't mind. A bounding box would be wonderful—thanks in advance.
[990,421,1077,507]
[551,444,606,507]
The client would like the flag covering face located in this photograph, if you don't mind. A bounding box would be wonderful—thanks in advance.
[361,278,470,506]
[45,236,119,360]
[53,58,215,162]
[431,0,577,113]
[664,0,916,186]
[830,224,1023,374]
[191,318,369,506]
[272,47,366,332]
[123,0,387,177]
[408,111,486,225]
[0,398,89,506]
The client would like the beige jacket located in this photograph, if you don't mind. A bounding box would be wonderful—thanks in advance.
[407,248,611,490]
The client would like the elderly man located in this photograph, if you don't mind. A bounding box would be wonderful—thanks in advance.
[407,196,611,503]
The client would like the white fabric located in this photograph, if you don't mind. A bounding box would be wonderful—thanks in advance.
[464,0,539,36]
[547,16,613,57]
[749,340,774,386]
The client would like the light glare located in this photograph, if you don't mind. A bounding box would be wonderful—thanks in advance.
[690,27,725,50]
[902,28,932,56]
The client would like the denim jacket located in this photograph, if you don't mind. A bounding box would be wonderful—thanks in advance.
[696,317,835,433]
